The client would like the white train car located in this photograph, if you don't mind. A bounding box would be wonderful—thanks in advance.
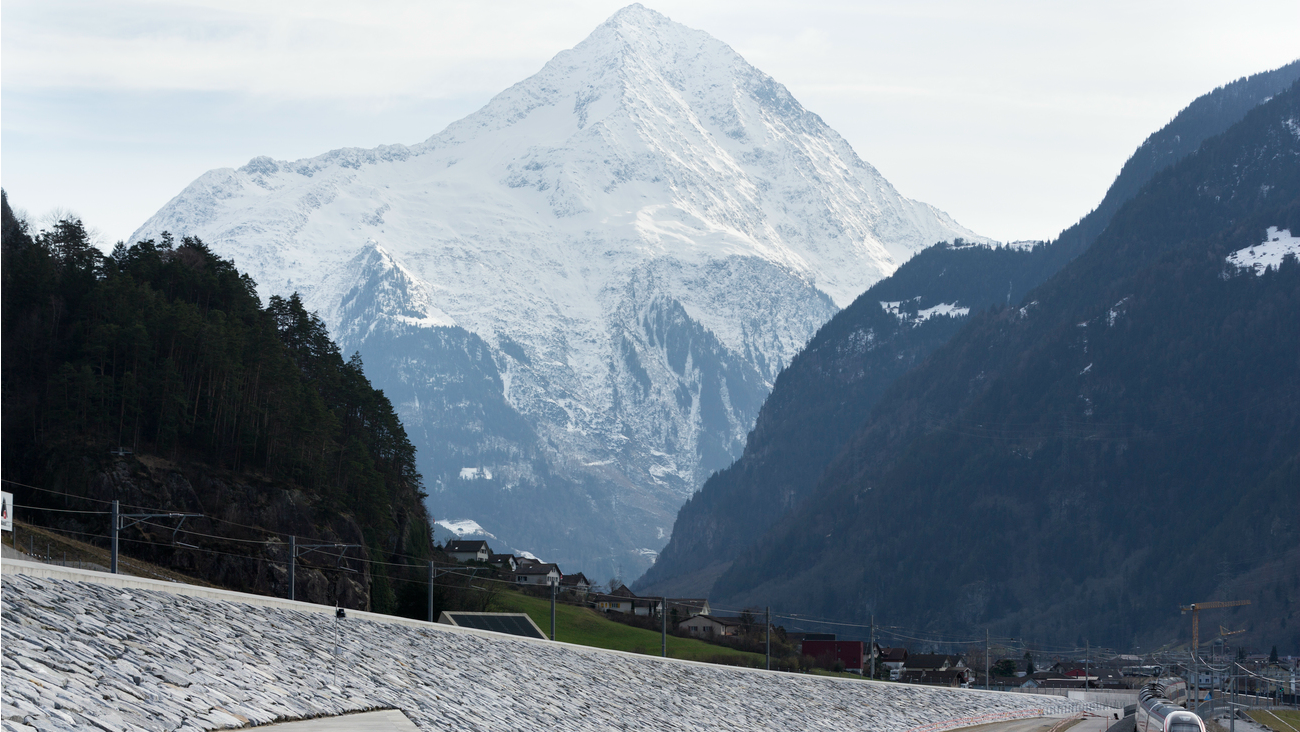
[1136,679,1203,732]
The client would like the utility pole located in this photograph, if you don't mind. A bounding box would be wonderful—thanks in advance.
[870,615,876,680]
[427,560,435,622]
[1230,664,1236,732]
[1085,640,1090,692]
[289,535,295,600]
[110,500,199,576]
[661,597,667,658]
[985,628,990,690]
[288,537,360,603]
[111,500,119,574]
[765,606,771,671]
[550,579,557,641]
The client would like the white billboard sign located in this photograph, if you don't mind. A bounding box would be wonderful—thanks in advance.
[1,491,12,532]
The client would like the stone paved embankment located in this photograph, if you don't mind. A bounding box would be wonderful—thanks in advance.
[1,572,1096,731]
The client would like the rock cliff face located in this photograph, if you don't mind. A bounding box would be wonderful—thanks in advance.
[128,4,986,579]
[38,449,389,610]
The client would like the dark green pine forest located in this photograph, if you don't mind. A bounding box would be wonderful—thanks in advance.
[1,191,435,614]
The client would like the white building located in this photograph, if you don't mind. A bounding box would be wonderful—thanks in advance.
[445,540,492,563]
[515,563,561,587]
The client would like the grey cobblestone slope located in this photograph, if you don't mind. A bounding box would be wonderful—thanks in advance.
[2,575,1094,731]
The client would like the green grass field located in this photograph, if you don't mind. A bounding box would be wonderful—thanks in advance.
[490,590,770,667]
[1248,709,1300,732]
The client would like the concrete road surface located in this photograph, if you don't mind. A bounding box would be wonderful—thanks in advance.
[259,710,419,731]
[958,710,1124,732]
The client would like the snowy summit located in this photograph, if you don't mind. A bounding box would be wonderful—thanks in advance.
[131,4,987,580]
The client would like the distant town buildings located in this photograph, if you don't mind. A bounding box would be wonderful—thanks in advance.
[439,539,1299,695]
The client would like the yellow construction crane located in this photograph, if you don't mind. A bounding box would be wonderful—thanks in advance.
[1181,599,1250,706]
[1180,600,1250,653]
[1218,625,1245,638]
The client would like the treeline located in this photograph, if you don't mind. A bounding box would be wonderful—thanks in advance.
[1,190,433,613]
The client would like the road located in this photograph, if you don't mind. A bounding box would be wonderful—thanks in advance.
[956,710,1125,732]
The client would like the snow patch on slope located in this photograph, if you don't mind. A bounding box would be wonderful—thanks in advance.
[436,519,497,540]
[1227,227,1300,275]
[880,299,970,325]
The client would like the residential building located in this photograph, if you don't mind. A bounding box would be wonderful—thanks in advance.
[488,553,517,572]
[906,654,966,672]
[445,540,492,563]
[665,599,711,620]
[594,585,638,613]
[879,647,908,680]
[678,614,746,638]
[559,572,591,594]
[632,598,663,617]
[515,563,561,586]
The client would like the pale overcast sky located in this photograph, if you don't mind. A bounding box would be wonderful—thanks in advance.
[3,0,1298,247]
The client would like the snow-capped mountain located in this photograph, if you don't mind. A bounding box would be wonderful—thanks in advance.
[130,4,987,581]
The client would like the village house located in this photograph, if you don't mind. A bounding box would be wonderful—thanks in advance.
[878,647,908,680]
[594,584,638,613]
[897,653,969,686]
[488,553,517,572]
[559,572,591,595]
[1260,663,1295,692]
[905,654,966,672]
[515,563,562,587]
[665,599,711,621]
[678,614,746,638]
[445,540,492,563]
[632,598,664,616]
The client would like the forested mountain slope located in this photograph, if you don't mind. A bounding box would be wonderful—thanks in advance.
[635,60,1300,599]
[710,81,1300,650]
[1,192,434,613]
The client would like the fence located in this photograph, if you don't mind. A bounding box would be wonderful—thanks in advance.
[985,687,1138,708]
[1196,690,1295,715]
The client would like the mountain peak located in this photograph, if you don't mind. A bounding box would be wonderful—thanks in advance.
[130,6,985,583]
[556,2,719,85]
[594,3,691,50]
[603,3,668,27]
